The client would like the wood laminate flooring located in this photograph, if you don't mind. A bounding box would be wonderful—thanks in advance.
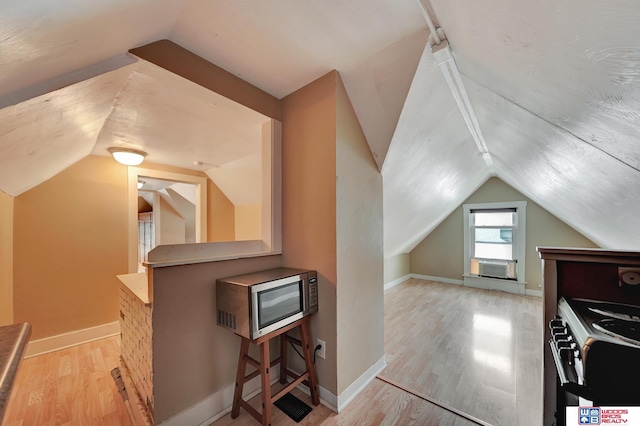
[3,279,542,425]
[210,379,479,426]
[3,336,131,426]
[380,278,543,426]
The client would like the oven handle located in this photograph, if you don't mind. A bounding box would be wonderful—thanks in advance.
[548,340,593,400]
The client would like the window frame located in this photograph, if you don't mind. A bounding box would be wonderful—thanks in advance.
[463,201,527,283]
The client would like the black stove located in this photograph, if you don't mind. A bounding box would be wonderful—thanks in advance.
[550,297,640,409]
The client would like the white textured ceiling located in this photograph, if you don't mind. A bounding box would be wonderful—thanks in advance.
[0,65,134,196]
[1,0,639,254]
[92,60,269,170]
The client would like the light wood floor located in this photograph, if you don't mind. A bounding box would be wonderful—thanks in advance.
[3,336,132,426]
[380,279,543,426]
[3,279,542,425]
[210,379,479,426]
[212,278,542,426]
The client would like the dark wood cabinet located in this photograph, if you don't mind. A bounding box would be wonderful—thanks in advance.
[538,247,640,426]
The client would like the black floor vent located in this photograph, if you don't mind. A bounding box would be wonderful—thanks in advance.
[274,392,312,423]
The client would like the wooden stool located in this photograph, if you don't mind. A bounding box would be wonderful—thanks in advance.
[231,316,319,426]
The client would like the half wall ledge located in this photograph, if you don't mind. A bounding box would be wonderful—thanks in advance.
[117,272,150,306]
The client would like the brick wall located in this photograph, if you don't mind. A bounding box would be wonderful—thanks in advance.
[119,286,154,416]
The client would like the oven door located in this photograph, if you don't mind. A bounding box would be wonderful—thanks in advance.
[549,339,593,425]
[548,340,592,400]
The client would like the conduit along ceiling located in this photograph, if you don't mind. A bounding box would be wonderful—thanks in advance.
[1,0,639,254]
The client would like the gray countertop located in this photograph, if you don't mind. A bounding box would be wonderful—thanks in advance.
[0,323,31,425]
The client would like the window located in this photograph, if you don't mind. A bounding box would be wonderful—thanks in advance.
[463,201,526,283]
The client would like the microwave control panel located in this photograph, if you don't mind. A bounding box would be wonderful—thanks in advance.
[308,275,318,312]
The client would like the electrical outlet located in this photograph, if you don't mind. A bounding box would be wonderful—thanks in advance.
[316,338,326,359]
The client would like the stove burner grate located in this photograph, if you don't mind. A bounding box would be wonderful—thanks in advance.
[592,318,640,346]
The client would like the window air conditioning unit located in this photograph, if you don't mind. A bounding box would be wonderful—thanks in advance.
[479,260,510,279]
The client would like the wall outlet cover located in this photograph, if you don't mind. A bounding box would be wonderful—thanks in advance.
[316,338,326,359]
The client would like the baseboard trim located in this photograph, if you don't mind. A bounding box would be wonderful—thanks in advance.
[337,355,386,412]
[411,274,464,285]
[384,274,411,291]
[157,365,281,426]
[291,378,338,413]
[25,321,120,358]
[463,275,527,295]
[291,355,386,413]
[171,355,387,425]
[525,288,543,297]
[410,274,542,298]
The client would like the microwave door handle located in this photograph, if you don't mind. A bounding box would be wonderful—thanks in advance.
[251,290,260,338]
[301,277,307,312]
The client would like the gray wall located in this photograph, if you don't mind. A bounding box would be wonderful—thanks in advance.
[410,177,598,290]
[384,253,410,284]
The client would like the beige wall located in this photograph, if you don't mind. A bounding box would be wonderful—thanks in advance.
[152,68,378,421]
[11,155,240,340]
[165,188,196,244]
[207,179,235,242]
[281,72,339,394]
[234,204,261,241]
[133,162,234,243]
[335,74,384,393]
[151,255,282,423]
[384,253,411,284]
[13,155,129,339]
[410,177,598,290]
[156,194,186,245]
[0,191,14,325]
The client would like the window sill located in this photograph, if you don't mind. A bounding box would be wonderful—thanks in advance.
[463,274,526,295]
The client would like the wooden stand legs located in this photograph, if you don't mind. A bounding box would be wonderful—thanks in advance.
[230,317,319,425]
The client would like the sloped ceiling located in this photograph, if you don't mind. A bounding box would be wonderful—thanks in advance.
[1,0,639,254]
[0,65,134,196]
[92,59,269,171]
[0,0,186,104]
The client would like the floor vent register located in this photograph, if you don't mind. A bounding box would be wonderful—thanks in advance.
[274,392,312,423]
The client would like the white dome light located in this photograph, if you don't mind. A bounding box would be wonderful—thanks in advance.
[108,147,147,166]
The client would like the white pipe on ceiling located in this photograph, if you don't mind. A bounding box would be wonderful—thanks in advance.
[415,0,494,169]
[416,0,441,45]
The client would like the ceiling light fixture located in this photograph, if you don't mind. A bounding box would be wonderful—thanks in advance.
[108,147,147,166]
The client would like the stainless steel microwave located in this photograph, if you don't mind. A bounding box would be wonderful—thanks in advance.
[216,268,318,340]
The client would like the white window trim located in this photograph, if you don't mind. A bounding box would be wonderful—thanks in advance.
[463,201,527,285]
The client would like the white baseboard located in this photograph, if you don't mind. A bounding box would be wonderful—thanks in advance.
[291,376,338,413]
[158,365,281,426]
[525,288,543,297]
[163,355,386,425]
[25,321,120,358]
[290,355,386,413]
[410,274,542,298]
[463,275,526,295]
[411,274,464,285]
[336,355,386,412]
[384,274,411,291]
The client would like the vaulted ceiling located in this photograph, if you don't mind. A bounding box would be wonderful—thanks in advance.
[1,0,639,255]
